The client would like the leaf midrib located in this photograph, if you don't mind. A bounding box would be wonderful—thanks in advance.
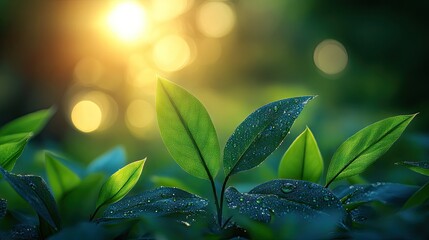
[102,164,141,206]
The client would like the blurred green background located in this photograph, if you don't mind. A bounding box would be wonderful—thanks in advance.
[1,0,428,197]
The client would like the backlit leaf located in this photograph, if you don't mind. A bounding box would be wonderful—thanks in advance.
[156,77,220,180]
[0,108,54,136]
[326,114,416,187]
[224,96,314,177]
[96,159,146,210]
[403,181,429,209]
[225,179,345,223]
[45,153,81,200]
[0,134,31,171]
[100,187,208,220]
[278,127,323,182]
[395,161,429,176]
[86,146,126,176]
[0,167,61,230]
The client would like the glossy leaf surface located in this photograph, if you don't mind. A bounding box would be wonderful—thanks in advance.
[395,161,429,176]
[0,134,31,171]
[0,108,54,136]
[96,159,145,209]
[225,179,345,222]
[45,153,81,200]
[224,96,314,177]
[278,127,323,182]
[0,167,61,230]
[326,114,416,186]
[101,187,208,220]
[157,77,220,179]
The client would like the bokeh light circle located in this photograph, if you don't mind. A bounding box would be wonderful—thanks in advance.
[314,39,348,75]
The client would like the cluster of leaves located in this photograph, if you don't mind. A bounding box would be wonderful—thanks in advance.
[0,77,428,239]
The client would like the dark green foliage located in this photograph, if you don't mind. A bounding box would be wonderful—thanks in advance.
[395,161,429,176]
[0,198,6,218]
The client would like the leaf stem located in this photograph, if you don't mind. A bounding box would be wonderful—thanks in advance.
[89,205,102,221]
[218,175,230,228]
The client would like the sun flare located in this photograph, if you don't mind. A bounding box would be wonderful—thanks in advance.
[107,2,148,42]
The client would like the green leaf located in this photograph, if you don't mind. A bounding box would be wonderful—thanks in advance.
[0,167,61,230]
[225,179,345,223]
[395,161,429,176]
[156,77,220,180]
[100,187,208,220]
[0,108,54,136]
[224,96,314,177]
[278,127,323,182]
[333,183,418,209]
[0,133,31,145]
[0,198,6,218]
[49,222,110,240]
[45,153,81,200]
[326,114,416,187]
[403,181,429,209]
[0,133,31,171]
[86,146,126,176]
[151,175,190,192]
[96,159,146,210]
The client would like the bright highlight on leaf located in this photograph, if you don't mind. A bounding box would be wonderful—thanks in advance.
[326,114,416,187]
[0,108,54,136]
[45,153,81,200]
[95,159,146,211]
[278,127,323,182]
[0,134,31,171]
[156,77,220,180]
[395,161,429,176]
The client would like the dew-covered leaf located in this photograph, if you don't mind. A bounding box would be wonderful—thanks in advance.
[156,77,220,180]
[224,97,314,177]
[0,167,61,230]
[395,161,429,176]
[45,153,81,200]
[100,187,208,220]
[0,198,6,218]
[49,222,110,240]
[225,179,345,223]
[151,175,190,192]
[403,181,429,209]
[326,114,416,187]
[0,108,54,136]
[333,182,418,209]
[86,146,126,176]
[0,224,39,240]
[0,134,31,171]
[96,159,145,210]
[278,127,323,182]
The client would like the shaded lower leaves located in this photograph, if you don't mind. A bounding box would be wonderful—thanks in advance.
[333,182,418,209]
[0,198,6,218]
[403,181,429,209]
[0,224,39,240]
[395,161,429,176]
[0,167,61,230]
[225,180,345,223]
[86,146,126,176]
[100,187,208,220]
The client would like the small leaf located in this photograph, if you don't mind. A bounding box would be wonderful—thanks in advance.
[225,179,345,223]
[100,187,208,220]
[0,167,61,230]
[0,108,54,136]
[96,159,146,210]
[395,161,429,176]
[156,77,220,180]
[45,153,81,200]
[86,146,126,176]
[333,183,418,209]
[0,133,31,145]
[278,127,323,182]
[0,133,31,171]
[224,96,314,177]
[326,114,416,187]
[403,181,429,209]
[0,198,6,218]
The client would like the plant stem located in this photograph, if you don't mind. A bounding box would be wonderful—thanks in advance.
[89,205,102,221]
[208,175,221,227]
[218,175,230,228]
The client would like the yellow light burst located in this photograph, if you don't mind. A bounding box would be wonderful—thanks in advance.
[71,100,102,133]
[107,1,148,42]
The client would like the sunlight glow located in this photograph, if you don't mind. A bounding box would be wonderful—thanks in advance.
[107,2,148,42]
[152,0,192,22]
[126,99,155,138]
[71,100,102,133]
[314,39,348,75]
[74,58,104,85]
[153,35,191,72]
[197,1,236,38]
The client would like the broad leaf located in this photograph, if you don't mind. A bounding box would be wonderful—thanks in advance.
[96,159,146,210]
[395,161,429,176]
[0,224,39,240]
[100,187,208,220]
[403,181,429,209]
[224,96,314,177]
[225,179,345,223]
[0,133,31,145]
[0,198,6,218]
[45,153,81,200]
[0,167,61,230]
[49,222,110,240]
[0,134,31,171]
[278,127,323,182]
[326,114,416,187]
[0,108,54,136]
[333,183,418,209]
[86,146,126,176]
[156,77,220,180]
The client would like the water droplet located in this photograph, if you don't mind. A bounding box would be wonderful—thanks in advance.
[323,196,330,201]
[29,182,36,190]
[239,197,244,202]
[281,183,296,193]
[256,198,262,204]
[270,209,275,213]
[274,106,278,112]
[147,199,151,203]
